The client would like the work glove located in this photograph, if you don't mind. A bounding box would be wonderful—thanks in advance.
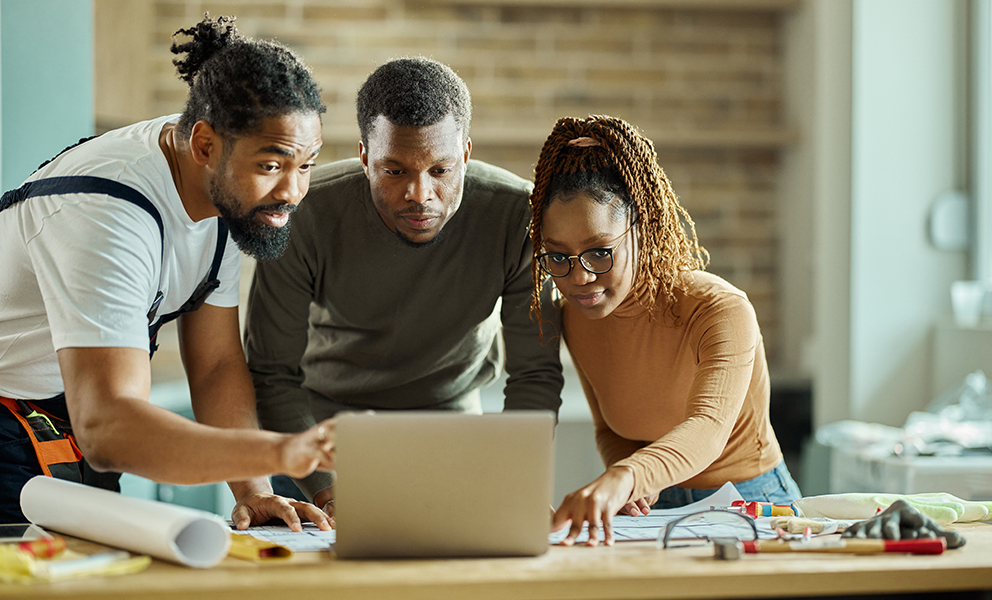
[842,499,966,549]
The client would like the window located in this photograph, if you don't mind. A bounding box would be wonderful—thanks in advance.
[973,0,992,280]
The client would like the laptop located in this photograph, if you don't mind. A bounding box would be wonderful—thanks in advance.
[333,411,555,559]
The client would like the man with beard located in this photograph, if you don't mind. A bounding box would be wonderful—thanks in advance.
[246,57,563,516]
[0,15,335,529]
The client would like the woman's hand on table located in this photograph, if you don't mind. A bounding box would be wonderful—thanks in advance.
[619,491,658,516]
[551,466,635,547]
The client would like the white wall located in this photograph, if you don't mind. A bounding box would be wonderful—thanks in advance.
[793,0,970,431]
[783,0,854,429]
[848,0,969,425]
[776,1,815,383]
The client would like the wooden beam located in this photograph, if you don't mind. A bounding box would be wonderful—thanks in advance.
[420,0,800,11]
[320,124,797,150]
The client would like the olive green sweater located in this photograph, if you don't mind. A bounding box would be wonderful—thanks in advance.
[245,158,562,499]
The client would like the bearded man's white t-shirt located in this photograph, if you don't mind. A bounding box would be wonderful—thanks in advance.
[0,115,241,399]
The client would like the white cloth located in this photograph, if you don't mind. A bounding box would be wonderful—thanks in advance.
[0,115,241,399]
[794,492,992,525]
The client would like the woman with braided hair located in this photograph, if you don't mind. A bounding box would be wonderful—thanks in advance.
[532,115,800,546]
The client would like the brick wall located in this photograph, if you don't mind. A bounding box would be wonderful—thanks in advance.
[97,0,792,369]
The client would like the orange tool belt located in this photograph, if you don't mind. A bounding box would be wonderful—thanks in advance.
[0,396,82,482]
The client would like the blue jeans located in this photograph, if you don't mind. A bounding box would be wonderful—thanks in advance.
[650,461,802,510]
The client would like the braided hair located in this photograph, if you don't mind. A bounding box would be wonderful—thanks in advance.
[529,115,709,326]
[171,14,325,139]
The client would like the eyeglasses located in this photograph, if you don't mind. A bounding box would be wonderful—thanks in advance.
[536,223,634,278]
[657,509,758,549]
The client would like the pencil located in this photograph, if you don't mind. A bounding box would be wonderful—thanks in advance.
[742,537,946,555]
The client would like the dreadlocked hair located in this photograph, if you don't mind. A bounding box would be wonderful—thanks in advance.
[528,115,709,329]
[171,14,325,139]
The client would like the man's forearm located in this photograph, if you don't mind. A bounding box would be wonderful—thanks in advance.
[75,388,291,484]
[501,323,564,413]
[184,343,281,500]
[501,245,564,413]
[189,362,260,428]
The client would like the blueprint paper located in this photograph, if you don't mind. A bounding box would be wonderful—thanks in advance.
[233,523,336,552]
[20,476,230,567]
[235,482,760,549]
[549,481,754,544]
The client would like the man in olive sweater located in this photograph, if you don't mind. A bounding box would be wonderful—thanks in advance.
[244,57,563,516]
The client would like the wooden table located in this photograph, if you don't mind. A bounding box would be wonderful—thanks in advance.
[2,524,991,600]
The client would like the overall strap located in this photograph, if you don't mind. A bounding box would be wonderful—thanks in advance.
[210,221,229,280]
[0,176,164,241]
[147,220,229,355]
[34,135,99,174]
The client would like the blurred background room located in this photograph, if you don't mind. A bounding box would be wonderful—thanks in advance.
[3,0,991,514]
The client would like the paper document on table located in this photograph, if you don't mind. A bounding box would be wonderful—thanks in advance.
[549,481,758,544]
[234,523,336,552]
[20,476,230,567]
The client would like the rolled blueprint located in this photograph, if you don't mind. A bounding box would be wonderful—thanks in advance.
[20,476,230,568]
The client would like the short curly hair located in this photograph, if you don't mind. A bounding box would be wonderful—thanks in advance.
[356,57,471,144]
[171,14,325,139]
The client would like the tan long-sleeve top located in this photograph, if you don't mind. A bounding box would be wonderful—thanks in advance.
[562,271,782,500]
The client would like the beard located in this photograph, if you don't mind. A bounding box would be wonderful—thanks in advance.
[210,176,295,261]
